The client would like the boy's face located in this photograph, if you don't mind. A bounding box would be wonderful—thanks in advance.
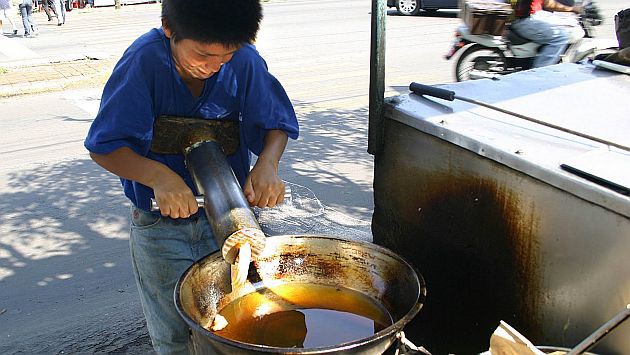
[164,27,239,81]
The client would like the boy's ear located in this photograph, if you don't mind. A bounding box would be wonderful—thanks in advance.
[162,19,173,38]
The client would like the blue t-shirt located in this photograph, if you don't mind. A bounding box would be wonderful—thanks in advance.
[84,28,299,212]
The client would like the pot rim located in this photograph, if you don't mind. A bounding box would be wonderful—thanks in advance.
[174,234,427,353]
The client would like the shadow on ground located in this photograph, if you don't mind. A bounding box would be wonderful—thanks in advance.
[282,102,375,222]
[0,101,374,353]
[0,158,153,353]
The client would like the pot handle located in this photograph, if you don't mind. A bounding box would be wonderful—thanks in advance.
[395,331,432,355]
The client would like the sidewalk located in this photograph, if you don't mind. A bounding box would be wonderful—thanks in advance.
[0,54,117,98]
[0,3,162,98]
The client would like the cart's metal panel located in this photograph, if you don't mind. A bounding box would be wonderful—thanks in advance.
[385,64,630,217]
[560,148,630,195]
[372,63,630,353]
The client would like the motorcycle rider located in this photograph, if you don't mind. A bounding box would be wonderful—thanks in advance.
[510,0,583,67]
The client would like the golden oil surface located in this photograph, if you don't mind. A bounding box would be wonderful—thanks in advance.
[212,283,393,348]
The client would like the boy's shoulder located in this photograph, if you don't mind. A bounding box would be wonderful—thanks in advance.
[129,28,168,54]
[120,28,169,65]
[111,28,170,79]
[237,43,260,56]
[229,43,267,69]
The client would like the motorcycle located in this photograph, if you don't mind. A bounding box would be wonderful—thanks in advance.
[445,0,615,81]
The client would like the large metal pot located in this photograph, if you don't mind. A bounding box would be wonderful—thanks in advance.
[175,235,426,354]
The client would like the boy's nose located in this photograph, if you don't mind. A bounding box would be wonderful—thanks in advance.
[206,60,223,73]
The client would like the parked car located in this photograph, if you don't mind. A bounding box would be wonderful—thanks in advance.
[387,0,459,15]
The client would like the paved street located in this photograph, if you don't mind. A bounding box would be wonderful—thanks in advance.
[0,0,625,353]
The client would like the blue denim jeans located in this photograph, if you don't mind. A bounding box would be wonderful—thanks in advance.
[51,0,65,24]
[511,11,570,68]
[18,0,37,35]
[129,207,219,355]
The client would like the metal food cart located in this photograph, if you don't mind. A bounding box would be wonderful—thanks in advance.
[367,2,630,351]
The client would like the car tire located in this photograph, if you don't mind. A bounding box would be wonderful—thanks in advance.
[395,0,421,16]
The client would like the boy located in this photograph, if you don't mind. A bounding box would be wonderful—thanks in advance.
[84,0,299,353]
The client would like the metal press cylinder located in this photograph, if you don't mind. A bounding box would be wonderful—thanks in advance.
[185,140,266,264]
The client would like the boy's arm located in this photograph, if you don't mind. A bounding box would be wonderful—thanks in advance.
[90,147,199,218]
[243,129,289,208]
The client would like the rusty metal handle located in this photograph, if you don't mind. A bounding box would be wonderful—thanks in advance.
[409,82,630,152]
[566,304,630,355]
[150,186,292,212]
[150,196,205,212]
[186,140,266,264]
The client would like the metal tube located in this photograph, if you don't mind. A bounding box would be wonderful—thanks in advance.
[185,140,266,264]
[566,304,630,355]
[409,82,630,152]
[454,95,630,152]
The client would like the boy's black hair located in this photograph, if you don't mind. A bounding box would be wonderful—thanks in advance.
[161,0,262,46]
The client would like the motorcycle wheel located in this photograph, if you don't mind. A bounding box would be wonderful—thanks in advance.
[455,44,507,82]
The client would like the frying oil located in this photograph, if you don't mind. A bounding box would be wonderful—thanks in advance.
[212,283,393,348]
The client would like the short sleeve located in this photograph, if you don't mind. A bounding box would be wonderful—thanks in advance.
[84,55,155,157]
[235,47,299,155]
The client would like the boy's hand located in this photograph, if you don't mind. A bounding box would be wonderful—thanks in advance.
[88,147,198,219]
[243,157,285,208]
[153,172,199,218]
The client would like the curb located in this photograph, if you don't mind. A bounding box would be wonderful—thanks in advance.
[0,51,115,69]
[0,75,93,98]
[0,56,116,98]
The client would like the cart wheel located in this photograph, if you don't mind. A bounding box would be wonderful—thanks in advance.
[396,0,421,16]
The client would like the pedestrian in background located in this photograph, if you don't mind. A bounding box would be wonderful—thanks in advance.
[40,0,58,22]
[0,0,18,35]
[509,0,581,67]
[18,0,37,37]
[51,0,65,25]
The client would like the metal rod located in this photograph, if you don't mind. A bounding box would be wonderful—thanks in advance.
[566,304,630,355]
[150,196,204,211]
[455,95,630,152]
[185,140,266,264]
[150,186,292,211]
[409,82,630,152]
[186,140,260,239]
